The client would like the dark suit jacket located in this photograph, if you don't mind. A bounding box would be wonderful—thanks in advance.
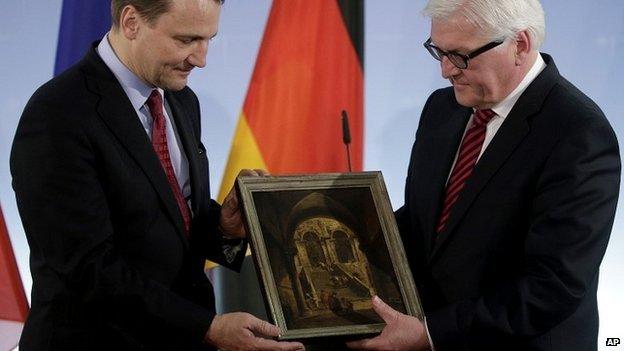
[10,45,246,351]
[396,54,620,351]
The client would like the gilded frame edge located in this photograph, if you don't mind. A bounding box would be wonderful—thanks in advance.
[236,171,423,340]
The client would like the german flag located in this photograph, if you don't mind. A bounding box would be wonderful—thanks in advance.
[217,0,364,203]
[0,205,29,351]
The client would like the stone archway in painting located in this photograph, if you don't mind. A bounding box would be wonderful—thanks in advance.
[302,231,326,267]
[291,216,376,317]
[333,230,355,263]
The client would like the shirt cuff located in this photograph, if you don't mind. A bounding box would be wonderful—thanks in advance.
[222,240,244,264]
[424,316,436,351]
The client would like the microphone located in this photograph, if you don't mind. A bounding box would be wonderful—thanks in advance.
[341,110,353,172]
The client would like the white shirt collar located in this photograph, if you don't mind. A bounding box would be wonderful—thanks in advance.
[96,33,165,111]
[489,53,546,119]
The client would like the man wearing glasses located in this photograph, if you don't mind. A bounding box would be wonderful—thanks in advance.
[348,0,619,350]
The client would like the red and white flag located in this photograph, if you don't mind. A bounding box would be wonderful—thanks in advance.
[0,205,28,351]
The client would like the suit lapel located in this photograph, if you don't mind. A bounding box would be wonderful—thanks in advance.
[431,108,530,258]
[430,54,560,261]
[82,48,189,247]
[165,91,202,216]
[418,106,472,259]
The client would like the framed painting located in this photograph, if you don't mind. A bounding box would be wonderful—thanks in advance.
[236,171,423,341]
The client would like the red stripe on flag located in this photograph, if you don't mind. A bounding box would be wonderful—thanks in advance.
[0,206,28,322]
[242,0,363,174]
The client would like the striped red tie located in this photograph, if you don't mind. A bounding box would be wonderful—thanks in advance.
[146,90,192,235]
[436,109,496,233]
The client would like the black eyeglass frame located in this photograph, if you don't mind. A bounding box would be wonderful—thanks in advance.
[423,37,505,69]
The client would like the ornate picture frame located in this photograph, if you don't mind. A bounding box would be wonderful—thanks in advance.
[236,172,423,341]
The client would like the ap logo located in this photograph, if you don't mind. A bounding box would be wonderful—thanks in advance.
[606,338,621,346]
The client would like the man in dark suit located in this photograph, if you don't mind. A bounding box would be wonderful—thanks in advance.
[348,0,620,350]
[10,0,304,350]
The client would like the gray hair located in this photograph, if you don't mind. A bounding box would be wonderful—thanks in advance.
[423,0,545,49]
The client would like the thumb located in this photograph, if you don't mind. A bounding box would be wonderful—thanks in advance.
[249,317,282,338]
[371,295,399,323]
[224,188,238,207]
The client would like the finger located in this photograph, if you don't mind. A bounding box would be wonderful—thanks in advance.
[253,338,305,351]
[346,337,383,350]
[222,187,234,204]
[226,195,239,210]
[371,295,399,323]
[223,189,239,210]
[238,168,260,177]
[253,168,270,176]
[345,338,368,349]
[248,318,281,338]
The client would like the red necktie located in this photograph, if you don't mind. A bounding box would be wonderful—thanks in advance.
[146,90,192,235]
[436,109,496,233]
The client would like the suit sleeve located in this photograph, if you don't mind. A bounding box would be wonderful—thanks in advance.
[426,114,620,349]
[396,90,438,269]
[10,94,215,344]
[185,89,248,271]
[194,197,247,270]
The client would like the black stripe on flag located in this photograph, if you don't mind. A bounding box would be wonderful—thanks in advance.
[337,0,364,67]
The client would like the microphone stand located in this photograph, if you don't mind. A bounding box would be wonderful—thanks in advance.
[341,110,353,172]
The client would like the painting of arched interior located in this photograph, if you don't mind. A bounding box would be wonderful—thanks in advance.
[252,188,406,329]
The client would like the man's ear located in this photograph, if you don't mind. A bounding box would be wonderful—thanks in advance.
[514,30,533,66]
[119,5,141,40]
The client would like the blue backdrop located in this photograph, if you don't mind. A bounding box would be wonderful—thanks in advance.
[54,0,111,75]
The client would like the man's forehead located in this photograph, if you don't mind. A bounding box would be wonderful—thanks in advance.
[169,0,219,14]
[162,0,220,22]
[430,16,482,51]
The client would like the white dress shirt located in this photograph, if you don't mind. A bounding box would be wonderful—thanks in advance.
[97,34,244,263]
[96,34,191,201]
[429,54,547,350]
[445,54,546,182]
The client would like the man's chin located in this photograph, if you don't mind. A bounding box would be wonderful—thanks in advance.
[159,78,188,91]
[454,93,475,108]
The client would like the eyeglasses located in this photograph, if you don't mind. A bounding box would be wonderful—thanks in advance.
[423,37,504,69]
